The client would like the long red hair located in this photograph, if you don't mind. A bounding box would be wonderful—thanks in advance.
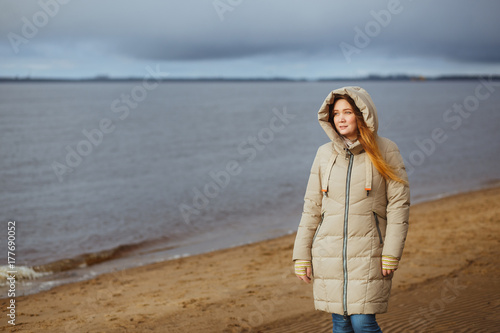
[329,94,407,184]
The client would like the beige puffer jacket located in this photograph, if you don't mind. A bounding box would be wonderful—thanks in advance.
[292,86,410,315]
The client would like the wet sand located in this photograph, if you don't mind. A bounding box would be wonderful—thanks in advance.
[2,187,499,332]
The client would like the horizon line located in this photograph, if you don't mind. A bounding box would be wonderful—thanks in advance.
[1,74,499,83]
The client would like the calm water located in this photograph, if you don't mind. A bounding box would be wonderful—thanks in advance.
[1,80,499,295]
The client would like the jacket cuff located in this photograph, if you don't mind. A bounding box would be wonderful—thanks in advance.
[381,255,400,270]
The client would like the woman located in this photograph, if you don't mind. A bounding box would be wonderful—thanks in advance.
[292,86,410,332]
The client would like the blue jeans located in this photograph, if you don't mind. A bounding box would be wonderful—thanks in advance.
[332,314,382,333]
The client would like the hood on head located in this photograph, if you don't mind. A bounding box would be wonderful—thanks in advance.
[317,86,379,145]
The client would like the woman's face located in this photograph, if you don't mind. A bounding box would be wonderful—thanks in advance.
[333,99,358,140]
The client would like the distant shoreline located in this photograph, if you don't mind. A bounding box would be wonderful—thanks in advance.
[1,74,499,83]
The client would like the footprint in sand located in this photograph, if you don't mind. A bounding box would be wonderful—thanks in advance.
[64,268,129,330]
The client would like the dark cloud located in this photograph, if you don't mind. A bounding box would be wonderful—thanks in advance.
[1,0,500,76]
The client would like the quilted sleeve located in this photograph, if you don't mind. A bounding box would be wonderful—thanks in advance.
[292,146,324,261]
[383,142,410,260]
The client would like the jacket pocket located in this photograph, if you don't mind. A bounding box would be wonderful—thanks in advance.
[312,213,325,245]
[373,212,383,245]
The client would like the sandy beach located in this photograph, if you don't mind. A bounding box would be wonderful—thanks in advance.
[2,187,499,332]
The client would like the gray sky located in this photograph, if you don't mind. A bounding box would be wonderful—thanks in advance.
[1,0,500,79]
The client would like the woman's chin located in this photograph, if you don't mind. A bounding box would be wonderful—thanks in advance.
[339,131,355,138]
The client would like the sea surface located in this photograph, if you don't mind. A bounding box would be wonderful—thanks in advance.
[1,80,499,296]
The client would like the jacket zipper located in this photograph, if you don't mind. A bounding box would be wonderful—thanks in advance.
[312,212,325,244]
[373,212,383,244]
[343,150,354,319]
